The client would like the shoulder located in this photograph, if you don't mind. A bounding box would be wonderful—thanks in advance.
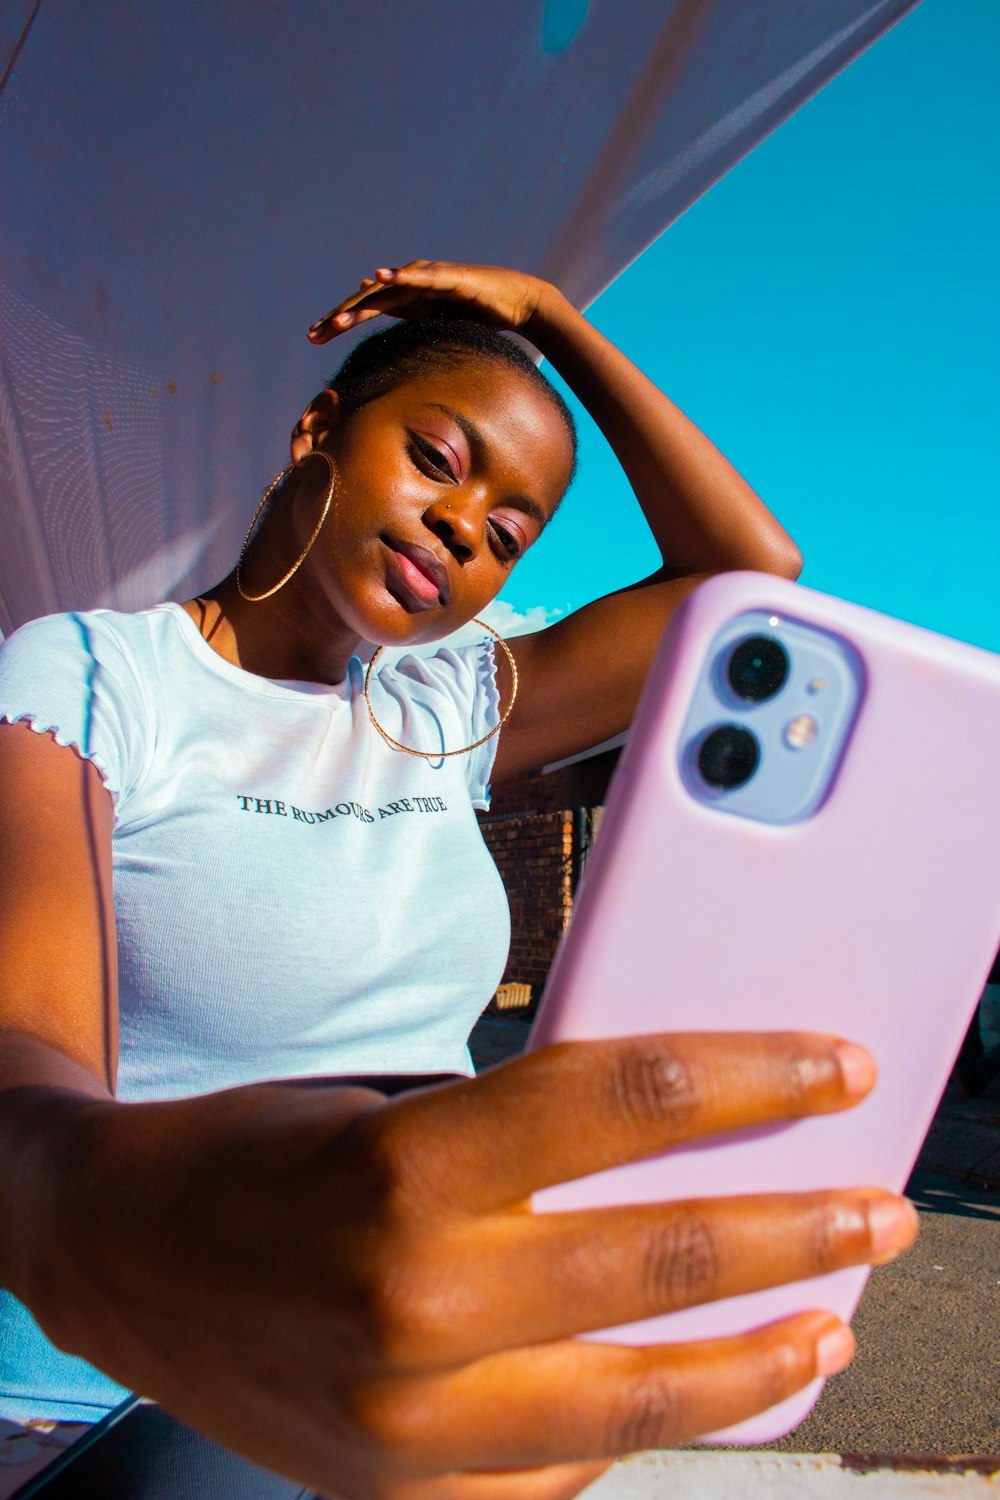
[1,603,171,671]
[0,606,176,805]
[370,639,502,809]
[375,638,499,708]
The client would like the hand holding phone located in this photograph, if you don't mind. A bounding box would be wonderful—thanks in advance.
[530,572,1000,1443]
[8,1032,907,1497]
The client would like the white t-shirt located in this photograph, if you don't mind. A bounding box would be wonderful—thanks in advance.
[0,602,511,1098]
[0,602,512,1419]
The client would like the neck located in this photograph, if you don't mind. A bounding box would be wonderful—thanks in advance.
[182,573,364,687]
[181,457,367,684]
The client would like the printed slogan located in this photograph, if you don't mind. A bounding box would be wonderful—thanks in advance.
[236,794,447,826]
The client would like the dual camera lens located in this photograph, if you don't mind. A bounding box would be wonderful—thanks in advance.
[698,635,790,791]
[727,635,789,703]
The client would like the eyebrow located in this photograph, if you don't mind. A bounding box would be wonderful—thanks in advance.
[426,403,549,529]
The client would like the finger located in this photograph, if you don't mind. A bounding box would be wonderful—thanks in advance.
[353,1311,853,1472]
[367,1032,876,1214]
[374,261,474,300]
[379,259,463,280]
[336,279,379,305]
[366,261,484,312]
[307,285,396,341]
[340,277,385,308]
[391,1189,915,1364]
[307,262,443,336]
[308,261,483,341]
[307,282,431,341]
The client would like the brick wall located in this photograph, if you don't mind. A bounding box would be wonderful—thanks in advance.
[479,810,573,993]
[487,747,620,813]
[478,749,621,1003]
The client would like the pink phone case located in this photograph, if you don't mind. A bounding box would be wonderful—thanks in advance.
[528,571,1000,1443]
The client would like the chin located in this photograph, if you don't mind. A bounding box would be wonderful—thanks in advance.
[337,587,451,651]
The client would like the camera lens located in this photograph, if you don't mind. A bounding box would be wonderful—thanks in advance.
[698,725,760,790]
[727,635,789,703]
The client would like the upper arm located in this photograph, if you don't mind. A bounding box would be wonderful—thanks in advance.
[490,570,708,782]
[491,500,803,782]
[0,721,118,1095]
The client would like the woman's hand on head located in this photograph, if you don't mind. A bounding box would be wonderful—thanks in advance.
[32,1031,916,1499]
[307,260,560,344]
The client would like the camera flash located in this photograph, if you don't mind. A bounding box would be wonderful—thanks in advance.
[768,616,780,627]
[785,714,818,750]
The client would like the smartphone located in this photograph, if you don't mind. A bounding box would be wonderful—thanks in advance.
[528,571,1000,1443]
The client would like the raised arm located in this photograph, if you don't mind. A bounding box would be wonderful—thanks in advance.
[308,261,801,777]
[531,286,801,580]
[498,276,802,775]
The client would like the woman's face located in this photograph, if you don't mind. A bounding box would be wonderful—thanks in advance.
[302,359,573,647]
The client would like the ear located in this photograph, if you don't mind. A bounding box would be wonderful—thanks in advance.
[291,388,341,464]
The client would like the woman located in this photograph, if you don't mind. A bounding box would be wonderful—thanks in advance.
[0,262,917,1497]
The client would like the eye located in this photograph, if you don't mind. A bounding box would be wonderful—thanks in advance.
[489,519,523,562]
[409,434,457,482]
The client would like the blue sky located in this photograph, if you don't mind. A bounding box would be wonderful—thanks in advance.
[495,0,999,655]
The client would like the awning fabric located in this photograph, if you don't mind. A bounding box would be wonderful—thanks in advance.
[1,0,919,634]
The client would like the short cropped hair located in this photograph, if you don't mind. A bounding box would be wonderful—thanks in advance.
[328,317,577,490]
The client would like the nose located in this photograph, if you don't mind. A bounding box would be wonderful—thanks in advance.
[422,496,481,564]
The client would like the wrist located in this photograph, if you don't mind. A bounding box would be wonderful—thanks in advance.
[523,281,576,344]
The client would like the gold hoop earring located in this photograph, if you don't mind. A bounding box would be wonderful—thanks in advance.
[364,620,519,759]
[235,450,337,603]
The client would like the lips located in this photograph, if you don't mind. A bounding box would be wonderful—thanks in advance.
[382,536,451,611]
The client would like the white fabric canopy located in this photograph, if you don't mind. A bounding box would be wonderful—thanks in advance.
[0,0,919,635]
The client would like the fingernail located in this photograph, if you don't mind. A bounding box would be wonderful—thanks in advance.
[816,1324,855,1377]
[335,312,352,325]
[376,267,394,278]
[834,1042,876,1098]
[868,1197,919,1262]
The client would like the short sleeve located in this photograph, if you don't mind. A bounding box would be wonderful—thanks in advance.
[0,611,151,810]
[374,640,501,810]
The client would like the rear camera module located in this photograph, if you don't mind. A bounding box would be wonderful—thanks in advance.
[727,635,790,703]
[697,725,760,791]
